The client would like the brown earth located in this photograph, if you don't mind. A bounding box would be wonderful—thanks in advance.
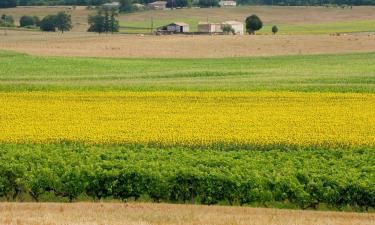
[0,202,374,225]
[121,6,375,25]
[0,30,374,58]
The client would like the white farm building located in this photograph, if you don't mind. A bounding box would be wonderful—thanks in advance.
[222,21,244,35]
[198,21,244,35]
[219,0,237,7]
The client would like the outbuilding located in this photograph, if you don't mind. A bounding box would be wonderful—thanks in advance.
[197,22,222,33]
[157,22,190,34]
[147,1,167,10]
[219,0,237,7]
[222,21,244,35]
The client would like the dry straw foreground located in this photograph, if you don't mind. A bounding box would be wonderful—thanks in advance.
[0,202,374,225]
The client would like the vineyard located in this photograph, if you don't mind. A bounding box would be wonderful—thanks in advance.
[0,51,374,211]
[0,144,373,210]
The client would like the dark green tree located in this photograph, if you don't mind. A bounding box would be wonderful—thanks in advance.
[245,14,263,35]
[119,0,134,12]
[0,0,17,8]
[88,13,105,33]
[272,25,278,34]
[198,0,219,7]
[88,8,119,33]
[40,15,57,31]
[55,12,72,33]
[109,7,119,33]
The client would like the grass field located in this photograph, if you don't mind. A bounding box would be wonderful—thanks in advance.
[1,202,374,225]
[1,51,375,92]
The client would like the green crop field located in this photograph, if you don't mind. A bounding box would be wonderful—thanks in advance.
[1,51,375,92]
[0,50,374,211]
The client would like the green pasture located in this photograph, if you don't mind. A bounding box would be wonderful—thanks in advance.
[1,51,375,92]
[260,20,375,34]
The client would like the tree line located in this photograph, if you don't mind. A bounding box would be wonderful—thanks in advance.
[1,0,375,9]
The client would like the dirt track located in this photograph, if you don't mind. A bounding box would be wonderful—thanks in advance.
[0,202,374,225]
[1,31,374,58]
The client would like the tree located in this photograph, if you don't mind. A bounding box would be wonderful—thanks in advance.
[245,14,263,35]
[55,12,72,33]
[40,15,57,31]
[198,0,219,7]
[0,0,17,8]
[167,0,192,8]
[20,16,37,27]
[88,8,119,33]
[272,25,278,35]
[88,13,105,33]
[109,7,119,33]
[119,0,134,12]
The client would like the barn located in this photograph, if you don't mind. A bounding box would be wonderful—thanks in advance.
[197,22,222,33]
[157,22,190,34]
[219,0,237,7]
[147,1,167,10]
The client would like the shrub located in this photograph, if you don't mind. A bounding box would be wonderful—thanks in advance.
[222,24,235,35]
[20,15,36,27]
[0,14,15,27]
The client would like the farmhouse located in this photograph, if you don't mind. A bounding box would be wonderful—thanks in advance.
[157,22,190,34]
[223,21,244,35]
[219,0,237,7]
[148,1,167,9]
[197,22,222,33]
[102,2,120,8]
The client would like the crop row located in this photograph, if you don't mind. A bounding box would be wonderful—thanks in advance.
[0,144,373,210]
[1,91,375,148]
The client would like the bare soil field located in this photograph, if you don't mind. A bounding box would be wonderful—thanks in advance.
[0,202,374,225]
[0,30,374,58]
[121,6,375,25]
[0,6,89,31]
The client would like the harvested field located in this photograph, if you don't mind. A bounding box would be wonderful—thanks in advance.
[0,31,374,58]
[2,6,375,32]
[0,202,374,225]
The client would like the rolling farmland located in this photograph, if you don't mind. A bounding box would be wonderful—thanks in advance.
[0,4,374,224]
[0,51,374,213]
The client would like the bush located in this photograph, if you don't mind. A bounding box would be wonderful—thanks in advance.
[0,14,15,27]
[20,16,37,27]
[245,14,263,35]
[222,24,235,35]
